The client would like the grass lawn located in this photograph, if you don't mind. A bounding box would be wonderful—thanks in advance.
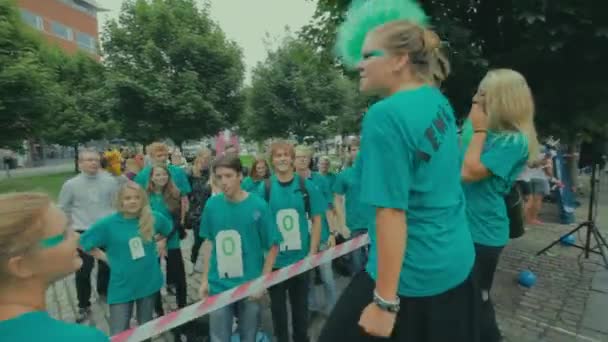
[0,172,75,200]
[0,156,255,201]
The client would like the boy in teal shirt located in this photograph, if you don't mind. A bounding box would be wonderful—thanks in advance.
[332,138,374,273]
[294,145,338,316]
[198,154,281,342]
[257,141,325,342]
[80,182,172,335]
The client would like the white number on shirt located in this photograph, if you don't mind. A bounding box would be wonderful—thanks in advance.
[277,209,302,252]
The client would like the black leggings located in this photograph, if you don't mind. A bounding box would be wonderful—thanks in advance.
[155,248,187,316]
[474,243,504,342]
[319,271,479,342]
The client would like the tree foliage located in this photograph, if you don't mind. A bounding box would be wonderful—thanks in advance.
[102,0,245,145]
[244,36,362,141]
[0,0,60,148]
[301,0,608,139]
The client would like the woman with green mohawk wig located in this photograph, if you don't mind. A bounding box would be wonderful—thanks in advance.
[319,1,480,341]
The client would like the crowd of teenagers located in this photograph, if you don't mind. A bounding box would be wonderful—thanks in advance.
[1,18,546,342]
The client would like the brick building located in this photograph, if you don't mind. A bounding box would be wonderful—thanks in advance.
[17,0,106,59]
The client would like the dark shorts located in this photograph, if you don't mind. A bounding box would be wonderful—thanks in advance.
[515,180,531,197]
[319,270,480,342]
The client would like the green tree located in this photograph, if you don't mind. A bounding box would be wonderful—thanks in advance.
[0,0,60,149]
[41,49,120,171]
[244,36,361,142]
[102,0,245,146]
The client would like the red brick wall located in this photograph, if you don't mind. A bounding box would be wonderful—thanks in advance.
[17,0,99,58]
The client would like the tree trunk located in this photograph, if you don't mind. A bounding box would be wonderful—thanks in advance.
[73,144,80,173]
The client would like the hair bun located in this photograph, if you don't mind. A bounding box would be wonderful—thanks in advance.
[422,29,441,52]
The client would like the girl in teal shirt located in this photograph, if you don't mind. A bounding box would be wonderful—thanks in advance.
[0,192,107,342]
[80,182,172,336]
[461,69,538,342]
[146,166,189,338]
[241,156,270,192]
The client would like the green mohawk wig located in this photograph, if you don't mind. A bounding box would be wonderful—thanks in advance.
[334,0,429,69]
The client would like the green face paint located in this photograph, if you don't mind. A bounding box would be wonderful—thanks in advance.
[40,233,66,248]
[362,49,385,59]
[39,227,72,249]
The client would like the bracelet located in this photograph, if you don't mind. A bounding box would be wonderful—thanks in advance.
[373,290,399,305]
[474,129,488,134]
[373,290,400,313]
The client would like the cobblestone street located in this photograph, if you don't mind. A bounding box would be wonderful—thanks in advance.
[46,172,608,341]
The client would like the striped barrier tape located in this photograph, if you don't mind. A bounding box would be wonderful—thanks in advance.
[111,233,370,342]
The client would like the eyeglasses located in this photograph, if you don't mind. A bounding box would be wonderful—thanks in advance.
[39,227,73,249]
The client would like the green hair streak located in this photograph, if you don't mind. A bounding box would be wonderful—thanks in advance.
[334,0,429,69]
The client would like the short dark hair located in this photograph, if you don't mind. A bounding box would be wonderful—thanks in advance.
[212,154,243,174]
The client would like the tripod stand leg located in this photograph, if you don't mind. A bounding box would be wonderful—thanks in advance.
[590,225,608,268]
[536,223,587,256]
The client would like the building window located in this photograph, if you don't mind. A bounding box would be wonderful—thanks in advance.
[76,31,97,54]
[20,10,43,30]
[51,21,73,41]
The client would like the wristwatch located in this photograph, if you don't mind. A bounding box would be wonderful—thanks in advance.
[373,290,400,313]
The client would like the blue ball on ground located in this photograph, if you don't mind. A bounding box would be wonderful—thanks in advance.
[560,234,576,246]
[518,270,537,288]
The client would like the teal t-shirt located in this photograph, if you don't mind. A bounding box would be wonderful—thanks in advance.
[135,164,192,195]
[199,193,282,295]
[309,172,332,243]
[80,211,172,304]
[320,172,336,192]
[358,85,475,297]
[333,165,373,231]
[256,174,326,268]
[241,176,263,192]
[463,132,529,247]
[148,192,180,250]
[0,311,108,341]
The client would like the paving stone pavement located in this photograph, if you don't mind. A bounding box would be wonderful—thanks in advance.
[46,174,608,341]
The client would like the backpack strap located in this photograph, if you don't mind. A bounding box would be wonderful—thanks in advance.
[299,175,311,218]
[264,178,272,202]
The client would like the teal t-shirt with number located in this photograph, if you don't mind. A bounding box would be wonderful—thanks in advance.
[309,172,332,243]
[148,192,180,250]
[358,85,475,297]
[333,165,373,231]
[0,311,108,342]
[199,193,282,295]
[241,176,263,192]
[463,132,529,247]
[135,164,192,195]
[80,211,172,304]
[258,174,326,268]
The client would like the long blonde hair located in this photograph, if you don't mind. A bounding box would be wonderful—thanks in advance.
[0,192,51,280]
[478,69,540,161]
[116,182,155,242]
[192,148,212,177]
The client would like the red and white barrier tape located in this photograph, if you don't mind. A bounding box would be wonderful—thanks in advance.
[111,233,370,342]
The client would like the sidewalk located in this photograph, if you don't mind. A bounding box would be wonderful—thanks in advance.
[0,160,73,180]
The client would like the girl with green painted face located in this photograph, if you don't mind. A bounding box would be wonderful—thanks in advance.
[321,2,478,341]
[0,192,108,341]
